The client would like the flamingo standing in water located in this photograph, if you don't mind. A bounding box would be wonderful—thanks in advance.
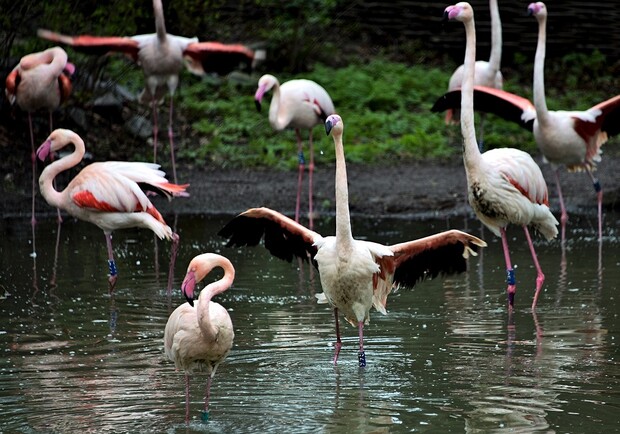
[254,74,335,229]
[36,128,188,292]
[219,114,486,367]
[443,2,558,310]
[164,253,235,422]
[433,2,620,242]
[38,0,263,184]
[444,0,503,147]
[5,46,74,228]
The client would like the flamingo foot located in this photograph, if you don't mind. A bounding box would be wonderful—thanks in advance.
[358,350,366,368]
[531,273,545,311]
[333,341,342,365]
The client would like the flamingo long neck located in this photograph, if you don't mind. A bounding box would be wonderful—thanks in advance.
[460,15,484,173]
[268,82,286,129]
[333,130,354,256]
[153,0,167,43]
[488,0,502,72]
[39,134,85,209]
[197,260,235,340]
[533,13,550,124]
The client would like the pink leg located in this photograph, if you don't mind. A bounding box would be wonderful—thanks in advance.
[168,96,178,185]
[523,226,545,311]
[152,98,159,163]
[357,321,366,367]
[28,113,37,229]
[185,374,190,423]
[105,232,118,292]
[499,227,516,309]
[167,233,180,295]
[203,375,213,421]
[308,129,315,230]
[333,308,342,365]
[585,168,603,242]
[49,112,63,223]
[294,129,305,223]
[553,169,567,243]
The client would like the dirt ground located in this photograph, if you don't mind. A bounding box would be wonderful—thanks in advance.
[4,147,620,223]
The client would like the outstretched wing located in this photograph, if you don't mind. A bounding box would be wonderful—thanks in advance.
[183,42,261,75]
[218,207,322,265]
[432,85,536,131]
[38,29,140,61]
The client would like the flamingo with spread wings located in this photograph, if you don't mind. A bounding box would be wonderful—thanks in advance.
[38,0,263,184]
[219,114,486,367]
[433,2,620,242]
[37,128,188,292]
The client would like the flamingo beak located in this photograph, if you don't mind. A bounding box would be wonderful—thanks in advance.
[64,62,76,77]
[254,85,266,112]
[36,139,52,162]
[181,270,196,306]
[325,119,334,136]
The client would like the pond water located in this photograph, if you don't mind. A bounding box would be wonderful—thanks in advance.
[0,212,618,433]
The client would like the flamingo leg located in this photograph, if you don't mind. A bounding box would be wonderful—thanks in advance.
[499,227,516,309]
[168,95,178,185]
[202,374,213,421]
[308,129,315,230]
[105,232,118,292]
[152,97,159,163]
[357,321,366,368]
[553,169,568,242]
[294,128,305,223]
[28,113,37,229]
[333,308,342,365]
[49,112,63,223]
[585,168,603,242]
[184,374,190,423]
[166,232,180,295]
[523,225,545,310]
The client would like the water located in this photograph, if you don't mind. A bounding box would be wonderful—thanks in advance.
[1,213,619,433]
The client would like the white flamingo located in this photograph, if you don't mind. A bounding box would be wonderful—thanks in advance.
[219,113,486,367]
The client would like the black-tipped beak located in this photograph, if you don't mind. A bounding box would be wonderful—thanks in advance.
[325,120,333,136]
[442,10,450,22]
[255,99,262,112]
[181,271,196,307]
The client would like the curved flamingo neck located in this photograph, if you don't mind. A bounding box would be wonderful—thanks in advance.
[488,0,502,73]
[153,0,167,43]
[333,129,354,254]
[39,133,86,209]
[460,14,483,171]
[197,258,235,340]
[533,14,550,124]
[268,81,286,129]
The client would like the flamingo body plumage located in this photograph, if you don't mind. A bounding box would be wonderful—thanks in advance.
[219,114,486,367]
[164,253,235,422]
[36,128,187,290]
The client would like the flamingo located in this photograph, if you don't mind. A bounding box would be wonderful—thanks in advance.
[36,128,188,292]
[444,0,503,147]
[5,46,74,229]
[432,2,620,242]
[219,113,486,367]
[164,253,235,422]
[443,2,558,310]
[38,0,263,184]
[254,74,335,229]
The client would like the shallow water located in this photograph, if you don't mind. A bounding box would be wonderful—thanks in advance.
[0,213,618,433]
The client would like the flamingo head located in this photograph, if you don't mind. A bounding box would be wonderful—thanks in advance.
[443,2,473,22]
[181,269,197,306]
[181,253,227,306]
[325,113,343,136]
[254,74,277,112]
[36,129,75,161]
[527,2,546,18]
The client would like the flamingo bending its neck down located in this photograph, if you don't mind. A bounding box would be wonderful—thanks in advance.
[164,253,235,422]
[219,114,486,367]
[36,128,188,292]
[38,0,263,184]
[433,2,620,242]
[5,46,74,228]
[254,74,335,229]
[444,2,558,310]
[445,0,502,147]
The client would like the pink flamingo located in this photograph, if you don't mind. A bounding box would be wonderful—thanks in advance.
[445,0,503,146]
[36,128,188,292]
[433,2,620,242]
[5,46,74,228]
[443,2,558,310]
[219,113,486,367]
[38,0,262,184]
[164,253,235,422]
[254,74,335,229]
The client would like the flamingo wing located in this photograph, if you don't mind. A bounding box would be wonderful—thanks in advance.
[183,42,257,75]
[37,29,140,61]
[432,85,536,131]
[218,207,322,264]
